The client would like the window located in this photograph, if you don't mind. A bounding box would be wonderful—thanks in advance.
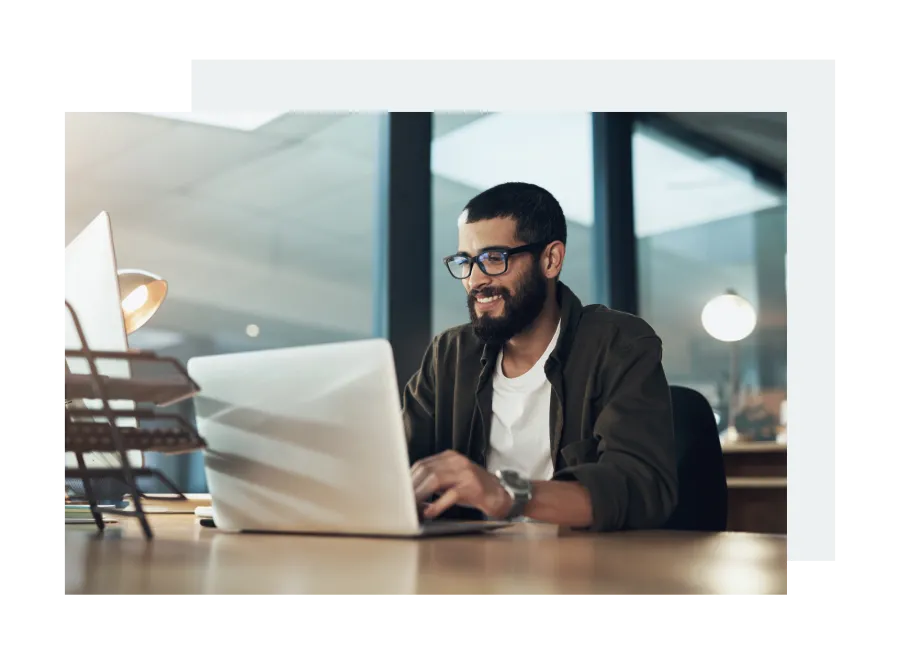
[632,121,787,433]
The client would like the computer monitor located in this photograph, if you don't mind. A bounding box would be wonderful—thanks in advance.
[65,211,141,471]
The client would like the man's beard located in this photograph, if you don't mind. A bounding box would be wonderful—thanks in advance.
[467,261,548,347]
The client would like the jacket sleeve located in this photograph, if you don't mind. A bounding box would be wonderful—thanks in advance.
[401,336,438,466]
[553,334,679,531]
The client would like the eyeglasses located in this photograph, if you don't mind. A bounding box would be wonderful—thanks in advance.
[442,242,547,280]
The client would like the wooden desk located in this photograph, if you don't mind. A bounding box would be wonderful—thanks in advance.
[65,516,786,594]
[723,442,787,534]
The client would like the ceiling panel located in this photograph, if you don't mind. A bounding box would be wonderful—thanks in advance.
[118,193,281,268]
[65,178,162,244]
[302,113,382,159]
[89,121,285,193]
[255,112,351,141]
[110,227,374,336]
[187,139,373,215]
[65,112,177,173]
[100,189,377,285]
[279,179,378,240]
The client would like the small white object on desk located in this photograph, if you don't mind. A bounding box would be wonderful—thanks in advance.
[777,399,788,444]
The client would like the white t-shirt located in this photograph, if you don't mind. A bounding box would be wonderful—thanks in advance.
[486,321,561,481]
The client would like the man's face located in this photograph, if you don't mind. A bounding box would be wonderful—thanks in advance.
[456,217,548,346]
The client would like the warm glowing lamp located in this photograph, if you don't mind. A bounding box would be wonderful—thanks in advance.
[117,269,168,335]
[701,289,757,442]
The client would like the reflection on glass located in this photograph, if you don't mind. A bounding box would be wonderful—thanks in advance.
[633,121,787,434]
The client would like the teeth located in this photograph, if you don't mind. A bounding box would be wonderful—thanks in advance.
[476,296,499,304]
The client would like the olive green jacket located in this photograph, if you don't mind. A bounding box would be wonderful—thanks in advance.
[401,282,678,531]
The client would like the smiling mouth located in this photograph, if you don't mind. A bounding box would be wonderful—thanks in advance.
[475,295,501,304]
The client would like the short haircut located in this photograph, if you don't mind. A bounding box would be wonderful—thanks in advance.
[462,182,567,246]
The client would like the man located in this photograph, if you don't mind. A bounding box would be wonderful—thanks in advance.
[403,182,678,532]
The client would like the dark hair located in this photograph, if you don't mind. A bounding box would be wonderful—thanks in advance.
[463,182,567,246]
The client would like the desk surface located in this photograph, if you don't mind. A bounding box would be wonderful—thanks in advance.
[722,441,787,453]
[65,516,786,594]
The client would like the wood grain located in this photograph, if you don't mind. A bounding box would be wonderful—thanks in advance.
[65,516,787,594]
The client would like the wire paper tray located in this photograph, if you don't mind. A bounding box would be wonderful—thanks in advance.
[64,300,205,539]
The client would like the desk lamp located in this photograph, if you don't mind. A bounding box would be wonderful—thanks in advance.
[65,268,168,403]
[118,269,168,334]
[66,263,170,499]
[64,268,169,492]
[701,289,757,443]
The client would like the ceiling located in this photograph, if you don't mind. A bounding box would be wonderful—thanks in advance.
[65,112,505,353]
[663,112,787,174]
[65,111,785,376]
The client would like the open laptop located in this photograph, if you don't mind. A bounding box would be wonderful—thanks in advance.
[188,339,512,537]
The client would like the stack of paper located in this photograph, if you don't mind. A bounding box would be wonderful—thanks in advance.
[123,493,211,514]
[65,504,117,524]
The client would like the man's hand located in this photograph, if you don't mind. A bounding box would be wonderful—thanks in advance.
[411,450,513,520]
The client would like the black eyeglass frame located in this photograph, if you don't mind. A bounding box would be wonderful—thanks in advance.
[442,242,549,280]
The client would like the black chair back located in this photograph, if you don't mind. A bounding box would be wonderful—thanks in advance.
[663,385,728,531]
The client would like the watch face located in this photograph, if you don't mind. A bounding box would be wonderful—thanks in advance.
[500,470,529,492]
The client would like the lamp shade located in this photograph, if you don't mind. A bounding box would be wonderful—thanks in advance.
[117,269,168,335]
[701,291,757,343]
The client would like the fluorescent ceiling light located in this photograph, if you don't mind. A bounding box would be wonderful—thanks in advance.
[431,113,784,237]
[139,112,285,131]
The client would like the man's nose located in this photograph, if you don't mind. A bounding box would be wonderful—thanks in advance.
[467,263,491,292]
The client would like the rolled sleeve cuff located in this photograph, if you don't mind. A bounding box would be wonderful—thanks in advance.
[554,460,677,532]
[553,463,628,532]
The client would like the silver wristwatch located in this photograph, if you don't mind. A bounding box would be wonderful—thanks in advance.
[495,469,533,519]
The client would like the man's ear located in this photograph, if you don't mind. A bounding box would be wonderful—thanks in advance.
[544,241,566,279]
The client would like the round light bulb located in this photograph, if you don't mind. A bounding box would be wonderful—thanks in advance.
[117,269,168,334]
[701,293,757,342]
[121,284,149,314]
[246,324,260,338]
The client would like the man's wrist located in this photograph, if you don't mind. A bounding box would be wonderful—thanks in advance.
[493,470,533,519]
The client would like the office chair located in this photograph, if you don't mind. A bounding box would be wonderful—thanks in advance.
[663,385,728,531]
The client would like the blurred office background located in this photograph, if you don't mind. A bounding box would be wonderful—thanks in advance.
[65,112,787,493]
